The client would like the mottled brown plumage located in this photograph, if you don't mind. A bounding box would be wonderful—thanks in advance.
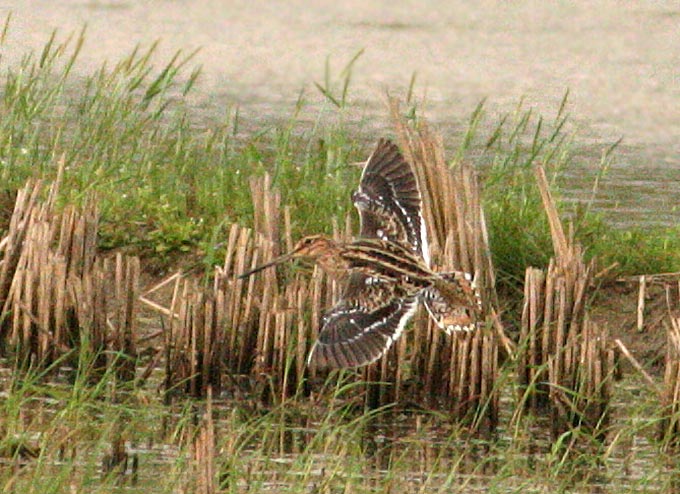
[240,235,476,305]
[310,272,418,368]
[238,139,482,368]
[352,139,429,264]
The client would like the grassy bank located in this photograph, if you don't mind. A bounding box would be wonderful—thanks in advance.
[1,23,679,283]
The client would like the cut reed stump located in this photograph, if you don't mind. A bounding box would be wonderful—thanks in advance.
[659,315,680,450]
[159,175,341,403]
[548,320,616,441]
[215,223,342,403]
[215,174,329,402]
[0,174,139,379]
[164,279,224,401]
[516,166,618,440]
[160,119,504,420]
[192,388,216,494]
[107,254,140,381]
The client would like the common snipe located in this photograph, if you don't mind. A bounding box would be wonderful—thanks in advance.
[239,139,481,368]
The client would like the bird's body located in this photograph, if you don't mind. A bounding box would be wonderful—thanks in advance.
[239,139,481,368]
[293,236,476,308]
[314,237,432,290]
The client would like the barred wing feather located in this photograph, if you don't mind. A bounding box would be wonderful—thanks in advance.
[308,272,418,368]
[352,139,430,265]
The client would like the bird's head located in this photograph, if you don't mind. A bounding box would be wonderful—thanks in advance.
[237,235,336,279]
[290,235,336,258]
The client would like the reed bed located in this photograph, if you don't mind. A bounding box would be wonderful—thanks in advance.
[0,121,621,442]
[161,173,344,402]
[0,172,139,378]
[517,166,617,439]
[383,101,504,430]
[548,319,616,440]
[0,144,673,492]
[660,315,680,449]
[150,113,505,429]
[216,175,339,402]
[3,28,680,492]
[163,280,224,400]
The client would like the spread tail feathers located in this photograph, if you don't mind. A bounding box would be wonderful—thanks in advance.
[423,271,481,334]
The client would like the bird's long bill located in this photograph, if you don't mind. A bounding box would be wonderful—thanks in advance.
[237,252,295,279]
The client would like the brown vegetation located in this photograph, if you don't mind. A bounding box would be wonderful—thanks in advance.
[516,166,618,440]
[5,116,677,449]
[0,165,139,379]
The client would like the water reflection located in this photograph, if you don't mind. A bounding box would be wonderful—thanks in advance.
[2,363,679,492]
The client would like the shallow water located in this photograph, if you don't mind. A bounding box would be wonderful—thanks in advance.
[2,1,680,226]
[1,367,671,494]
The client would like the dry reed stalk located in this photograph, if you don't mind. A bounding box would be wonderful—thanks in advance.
[64,247,140,381]
[211,175,289,380]
[517,168,591,410]
[519,267,549,409]
[1,182,44,354]
[139,271,182,317]
[660,316,680,449]
[0,181,43,319]
[164,279,224,399]
[208,178,346,401]
[192,388,216,494]
[614,339,657,392]
[109,254,139,381]
[516,166,617,441]
[637,275,646,332]
[68,257,108,375]
[250,173,281,258]
[0,172,141,377]
[261,272,320,402]
[547,320,615,440]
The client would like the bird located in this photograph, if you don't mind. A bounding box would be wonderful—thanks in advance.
[349,139,481,335]
[238,139,481,368]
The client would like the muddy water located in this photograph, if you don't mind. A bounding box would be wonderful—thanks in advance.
[2,1,680,226]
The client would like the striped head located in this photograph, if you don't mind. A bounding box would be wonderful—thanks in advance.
[237,235,339,279]
[290,235,338,259]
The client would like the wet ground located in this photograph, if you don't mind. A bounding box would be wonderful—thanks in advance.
[2,1,680,225]
[0,370,672,493]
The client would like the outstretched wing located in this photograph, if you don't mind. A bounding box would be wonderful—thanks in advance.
[308,272,418,368]
[352,139,430,265]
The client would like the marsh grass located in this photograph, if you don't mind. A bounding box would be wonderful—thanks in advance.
[1,361,674,493]
[0,18,359,265]
[461,96,680,294]
[0,19,678,278]
[2,22,680,494]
